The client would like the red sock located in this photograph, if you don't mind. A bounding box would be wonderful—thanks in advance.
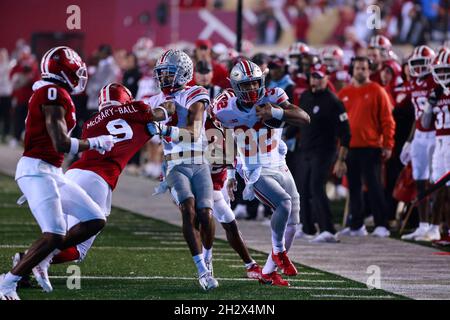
[51,247,80,264]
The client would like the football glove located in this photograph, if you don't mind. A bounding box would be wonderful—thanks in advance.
[88,135,115,154]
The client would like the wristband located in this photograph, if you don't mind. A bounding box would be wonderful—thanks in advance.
[227,169,236,180]
[271,107,284,120]
[69,138,79,155]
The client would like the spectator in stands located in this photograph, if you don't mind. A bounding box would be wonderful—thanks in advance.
[0,49,12,142]
[122,52,143,175]
[190,39,229,89]
[9,46,39,146]
[86,44,120,117]
[256,5,282,45]
[251,53,270,77]
[338,56,395,238]
[122,53,141,97]
[296,63,351,242]
[194,60,221,100]
[293,0,310,42]
[266,56,294,101]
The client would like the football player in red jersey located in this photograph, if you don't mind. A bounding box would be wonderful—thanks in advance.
[368,35,402,87]
[14,83,157,291]
[0,46,115,300]
[419,49,450,242]
[399,45,438,241]
[321,45,351,92]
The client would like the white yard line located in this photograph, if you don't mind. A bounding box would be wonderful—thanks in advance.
[310,294,396,299]
[47,275,347,283]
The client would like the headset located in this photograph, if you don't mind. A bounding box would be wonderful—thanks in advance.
[348,56,374,77]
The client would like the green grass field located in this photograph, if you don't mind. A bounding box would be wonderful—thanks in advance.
[0,174,405,300]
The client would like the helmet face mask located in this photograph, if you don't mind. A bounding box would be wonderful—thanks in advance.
[408,57,431,78]
[432,66,450,87]
[154,64,179,91]
[237,80,264,105]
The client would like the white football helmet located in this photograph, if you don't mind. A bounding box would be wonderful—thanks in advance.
[154,49,193,94]
[229,59,265,105]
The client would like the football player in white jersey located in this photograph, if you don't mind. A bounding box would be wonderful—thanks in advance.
[212,59,310,286]
[146,49,218,291]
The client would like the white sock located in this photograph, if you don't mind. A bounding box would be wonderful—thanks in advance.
[262,254,277,275]
[271,231,285,254]
[244,260,256,269]
[203,247,212,262]
[193,254,208,276]
[285,224,298,252]
[1,272,21,287]
[419,222,429,230]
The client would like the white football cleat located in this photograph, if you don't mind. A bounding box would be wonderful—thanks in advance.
[294,228,315,240]
[371,226,391,238]
[0,274,20,300]
[401,226,429,241]
[198,271,219,291]
[338,225,368,237]
[32,259,53,293]
[309,231,340,243]
[415,226,441,242]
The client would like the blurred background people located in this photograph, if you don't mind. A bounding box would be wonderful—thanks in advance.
[86,44,120,117]
[9,45,39,147]
[338,56,395,238]
[296,63,351,242]
[0,49,13,143]
[194,60,222,99]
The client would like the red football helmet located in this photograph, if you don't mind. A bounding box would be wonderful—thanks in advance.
[321,46,344,72]
[40,46,87,94]
[98,83,133,111]
[432,49,450,88]
[288,42,310,57]
[408,45,436,78]
[369,35,392,58]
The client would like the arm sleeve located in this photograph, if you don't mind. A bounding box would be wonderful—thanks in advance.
[378,87,396,149]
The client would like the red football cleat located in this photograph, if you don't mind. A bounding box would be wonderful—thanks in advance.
[272,250,298,276]
[246,263,262,279]
[259,271,290,287]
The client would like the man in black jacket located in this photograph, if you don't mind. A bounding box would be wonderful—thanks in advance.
[295,63,351,243]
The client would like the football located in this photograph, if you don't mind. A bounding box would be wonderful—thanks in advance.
[263,104,286,129]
